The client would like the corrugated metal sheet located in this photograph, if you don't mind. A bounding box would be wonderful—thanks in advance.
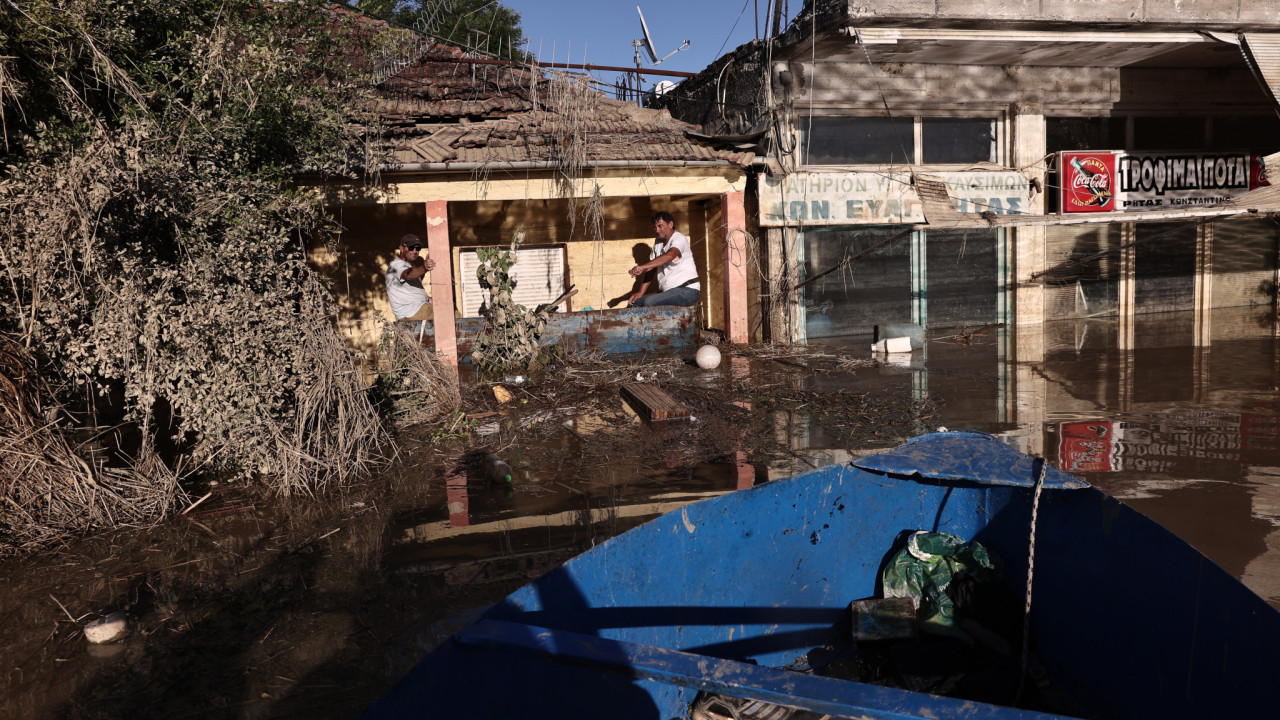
[1242,34,1280,110]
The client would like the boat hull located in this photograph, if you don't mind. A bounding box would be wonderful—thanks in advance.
[364,433,1280,719]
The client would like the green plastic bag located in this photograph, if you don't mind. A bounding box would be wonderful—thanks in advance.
[881,531,998,639]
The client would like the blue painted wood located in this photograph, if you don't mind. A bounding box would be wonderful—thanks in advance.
[458,619,1080,720]
[853,431,1091,489]
[413,306,698,364]
[363,432,1280,720]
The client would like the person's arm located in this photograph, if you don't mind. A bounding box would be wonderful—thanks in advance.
[629,247,680,278]
[628,277,653,306]
[399,256,436,281]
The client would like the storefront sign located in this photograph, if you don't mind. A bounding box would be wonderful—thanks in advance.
[1060,150,1269,213]
[758,171,1031,227]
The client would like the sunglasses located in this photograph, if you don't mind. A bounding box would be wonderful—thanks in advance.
[404,245,422,251]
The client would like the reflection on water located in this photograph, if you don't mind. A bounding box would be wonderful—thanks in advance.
[390,307,1280,610]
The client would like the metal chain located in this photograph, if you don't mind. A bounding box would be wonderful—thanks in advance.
[1016,456,1048,705]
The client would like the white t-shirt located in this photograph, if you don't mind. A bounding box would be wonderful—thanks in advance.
[652,231,699,292]
[386,257,429,319]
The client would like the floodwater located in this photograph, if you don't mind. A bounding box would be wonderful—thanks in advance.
[3,306,1279,719]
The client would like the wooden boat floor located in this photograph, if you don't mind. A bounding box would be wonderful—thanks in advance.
[691,692,834,720]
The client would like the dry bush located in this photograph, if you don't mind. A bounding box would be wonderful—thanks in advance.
[0,0,392,509]
[0,335,181,552]
[374,324,461,428]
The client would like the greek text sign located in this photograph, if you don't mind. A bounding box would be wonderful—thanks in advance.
[758,171,1031,227]
[1060,151,1269,213]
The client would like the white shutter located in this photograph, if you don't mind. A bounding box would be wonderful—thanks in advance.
[459,244,568,317]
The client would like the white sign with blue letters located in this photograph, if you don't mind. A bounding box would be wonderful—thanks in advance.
[758,171,1031,227]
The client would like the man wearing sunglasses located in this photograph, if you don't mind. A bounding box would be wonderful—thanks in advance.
[386,233,437,322]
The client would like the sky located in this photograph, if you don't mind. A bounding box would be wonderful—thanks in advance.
[503,0,798,90]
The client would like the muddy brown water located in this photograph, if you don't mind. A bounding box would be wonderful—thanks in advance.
[4,309,1278,719]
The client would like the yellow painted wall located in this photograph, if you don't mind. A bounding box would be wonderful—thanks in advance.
[320,195,727,352]
[315,203,431,353]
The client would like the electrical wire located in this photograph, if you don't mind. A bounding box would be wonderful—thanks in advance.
[716,0,754,60]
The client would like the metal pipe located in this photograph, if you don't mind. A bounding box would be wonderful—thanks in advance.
[379,159,737,172]
[456,56,696,79]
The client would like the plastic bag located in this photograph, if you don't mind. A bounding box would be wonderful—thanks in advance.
[881,531,997,639]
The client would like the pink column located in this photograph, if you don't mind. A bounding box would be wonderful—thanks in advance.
[721,191,749,344]
[425,200,458,369]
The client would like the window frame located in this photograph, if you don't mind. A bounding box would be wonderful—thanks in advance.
[797,112,1006,168]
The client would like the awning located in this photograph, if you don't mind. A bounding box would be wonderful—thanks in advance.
[1242,34,1280,112]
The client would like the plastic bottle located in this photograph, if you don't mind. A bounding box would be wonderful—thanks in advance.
[484,453,513,485]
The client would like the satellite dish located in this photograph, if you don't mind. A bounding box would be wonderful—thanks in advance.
[633,6,688,68]
[636,7,659,65]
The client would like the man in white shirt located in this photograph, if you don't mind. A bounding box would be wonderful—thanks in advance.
[386,234,436,321]
[628,212,700,307]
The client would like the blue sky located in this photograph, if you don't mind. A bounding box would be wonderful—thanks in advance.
[504,0,796,88]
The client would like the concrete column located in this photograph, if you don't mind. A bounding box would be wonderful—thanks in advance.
[425,200,458,369]
[722,191,749,344]
[1012,103,1047,364]
[765,227,803,344]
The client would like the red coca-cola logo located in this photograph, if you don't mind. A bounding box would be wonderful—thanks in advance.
[1065,155,1114,211]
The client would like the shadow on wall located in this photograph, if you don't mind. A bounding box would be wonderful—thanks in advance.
[316,204,431,354]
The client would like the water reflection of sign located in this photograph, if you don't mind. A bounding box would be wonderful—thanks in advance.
[1059,421,1116,472]
[1242,403,1280,451]
[757,171,1031,227]
[1056,413,1280,473]
[1060,151,1270,214]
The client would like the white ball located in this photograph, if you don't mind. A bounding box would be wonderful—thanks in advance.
[695,344,722,369]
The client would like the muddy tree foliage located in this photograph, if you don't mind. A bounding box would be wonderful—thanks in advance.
[0,0,391,545]
[471,230,550,374]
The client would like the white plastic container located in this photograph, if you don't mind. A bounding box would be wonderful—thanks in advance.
[871,336,913,354]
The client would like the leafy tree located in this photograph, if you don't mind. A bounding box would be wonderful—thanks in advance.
[355,0,528,59]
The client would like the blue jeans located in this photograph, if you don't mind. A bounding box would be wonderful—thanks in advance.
[633,286,699,307]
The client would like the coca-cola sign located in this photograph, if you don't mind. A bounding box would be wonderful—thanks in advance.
[1060,150,1270,214]
[1062,152,1117,213]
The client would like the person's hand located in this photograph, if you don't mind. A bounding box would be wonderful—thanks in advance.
[425,257,436,271]
[628,265,645,278]
[628,291,643,306]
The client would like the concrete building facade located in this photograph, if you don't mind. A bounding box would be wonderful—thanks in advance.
[658,0,1280,364]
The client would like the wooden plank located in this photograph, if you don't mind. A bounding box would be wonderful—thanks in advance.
[621,383,690,423]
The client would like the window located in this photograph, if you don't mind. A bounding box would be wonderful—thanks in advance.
[802,117,913,165]
[802,116,998,165]
[1046,117,1126,154]
[922,118,996,164]
[1132,117,1205,151]
[1210,117,1280,151]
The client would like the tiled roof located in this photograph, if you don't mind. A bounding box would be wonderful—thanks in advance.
[368,37,751,167]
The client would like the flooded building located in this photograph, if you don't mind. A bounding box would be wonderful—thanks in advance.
[309,29,755,366]
[655,0,1280,363]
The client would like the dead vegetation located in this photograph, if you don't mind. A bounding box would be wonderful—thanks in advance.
[0,335,182,553]
[374,324,462,427]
